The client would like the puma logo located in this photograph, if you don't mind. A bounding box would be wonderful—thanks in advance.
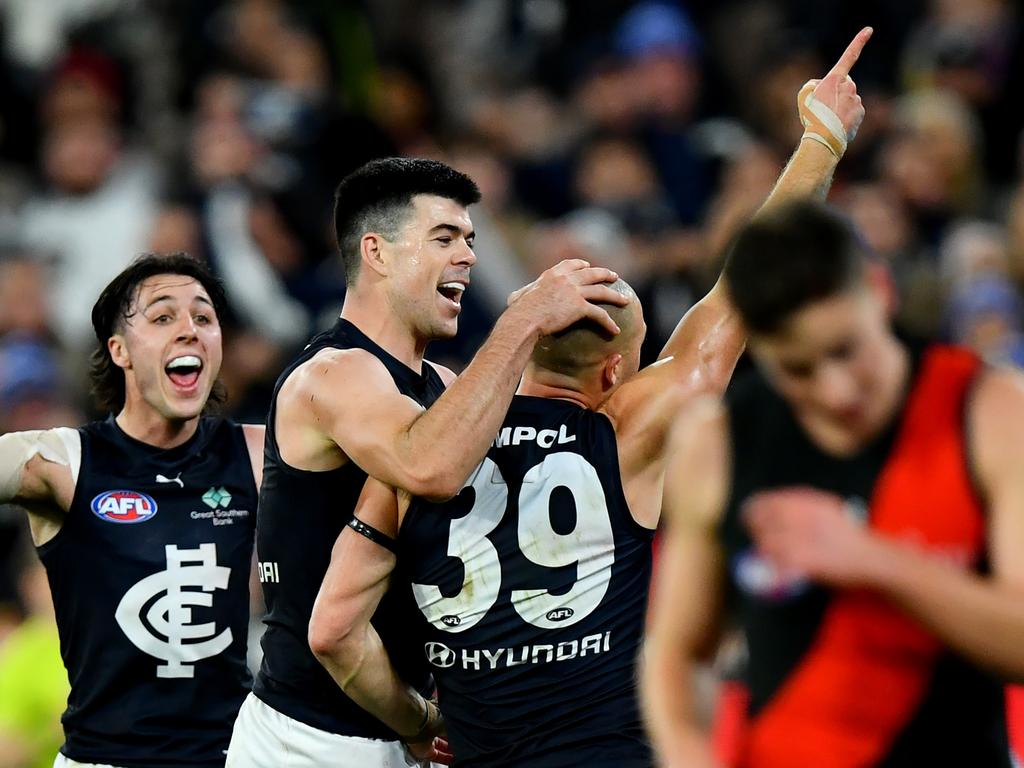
[156,473,184,488]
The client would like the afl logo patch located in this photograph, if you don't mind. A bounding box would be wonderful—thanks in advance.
[91,490,158,524]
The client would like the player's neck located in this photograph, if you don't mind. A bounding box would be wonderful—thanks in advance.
[116,398,200,450]
[340,297,426,372]
[518,368,596,409]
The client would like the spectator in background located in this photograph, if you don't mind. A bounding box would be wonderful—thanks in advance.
[19,49,159,355]
[0,535,67,768]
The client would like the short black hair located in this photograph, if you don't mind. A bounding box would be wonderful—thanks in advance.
[89,252,228,414]
[333,157,481,286]
[723,201,866,334]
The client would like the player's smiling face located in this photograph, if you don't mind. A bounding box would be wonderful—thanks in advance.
[385,194,476,341]
[111,274,223,422]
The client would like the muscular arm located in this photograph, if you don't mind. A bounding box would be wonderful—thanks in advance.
[285,261,626,501]
[642,399,730,768]
[747,370,1024,682]
[0,428,79,544]
[308,480,442,739]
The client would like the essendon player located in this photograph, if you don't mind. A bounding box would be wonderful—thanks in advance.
[0,254,262,768]
[644,201,1024,767]
[308,30,872,768]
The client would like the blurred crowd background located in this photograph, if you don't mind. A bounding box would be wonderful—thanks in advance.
[1,0,1023,764]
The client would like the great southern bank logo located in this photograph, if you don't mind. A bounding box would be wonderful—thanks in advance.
[91,490,158,524]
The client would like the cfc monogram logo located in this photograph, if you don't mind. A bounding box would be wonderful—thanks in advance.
[115,543,233,678]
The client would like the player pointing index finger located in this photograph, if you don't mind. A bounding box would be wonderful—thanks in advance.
[827,26,873,81]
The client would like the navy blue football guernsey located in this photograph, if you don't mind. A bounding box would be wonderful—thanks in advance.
[38,415,257,768]
[254,318,445,737]
[396,395,655,768]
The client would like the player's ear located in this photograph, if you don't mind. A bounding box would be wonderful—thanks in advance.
[602,353,623,391]
[108,335,131,370]
[360,232,389,279]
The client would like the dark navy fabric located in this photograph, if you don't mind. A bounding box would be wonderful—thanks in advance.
[253,318,444,737]
[398,395,655,767]
[39,416,257,767]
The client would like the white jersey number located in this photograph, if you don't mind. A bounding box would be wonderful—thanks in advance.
[411,452,614,633]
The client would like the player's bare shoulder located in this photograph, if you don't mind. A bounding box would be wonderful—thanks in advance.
[663,396,731,530]
[0,426,81,543]
[967,364,1024,484]
[279,347,392,416]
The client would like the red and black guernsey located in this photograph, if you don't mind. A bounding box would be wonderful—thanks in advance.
[254,318,444,737]
[720,343,1010,768]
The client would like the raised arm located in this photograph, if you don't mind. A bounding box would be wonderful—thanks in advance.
[744,369,1024,682]
[603,28,872,457]
[308,479,449,761]
[642,399,730,767]
[0,428,79,545]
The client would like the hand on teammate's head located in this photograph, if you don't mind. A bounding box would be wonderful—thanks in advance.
[506,259,630,337]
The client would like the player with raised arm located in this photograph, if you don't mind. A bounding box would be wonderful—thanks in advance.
[644,198,1024,768]
[307,29,872,768]
[225,157,631,767]
[0,254,263,768]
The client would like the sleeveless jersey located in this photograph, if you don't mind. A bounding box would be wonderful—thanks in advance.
[253,318,445,736]
[397,395,655,768]
[38,416,257,767]
[720,343,1009,767]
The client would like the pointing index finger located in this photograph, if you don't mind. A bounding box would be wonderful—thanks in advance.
[828,26,873,79]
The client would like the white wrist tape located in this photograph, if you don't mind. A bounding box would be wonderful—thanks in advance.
[799,85,847,158]
[0,428,81,501]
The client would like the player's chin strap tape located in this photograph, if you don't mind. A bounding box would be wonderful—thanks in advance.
[348,517,398,554]
[798,80,848,159]
[0,428,81,502]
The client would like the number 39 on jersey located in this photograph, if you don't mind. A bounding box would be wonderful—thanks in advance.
[411,452,615,633]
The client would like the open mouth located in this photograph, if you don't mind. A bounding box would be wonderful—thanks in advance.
[165,354,204,391]
[437,281,466,308]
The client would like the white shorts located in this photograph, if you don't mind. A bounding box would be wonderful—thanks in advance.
[54,756,124,768]
[226,692,434,768]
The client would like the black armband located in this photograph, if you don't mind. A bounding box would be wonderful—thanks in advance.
[347,517,398,554]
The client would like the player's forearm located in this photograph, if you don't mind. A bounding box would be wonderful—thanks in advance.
[863,537,1024,682]
[400,311,538,500]
[755,138,839,218]
[642,643,720,768]
[314,624,434,738]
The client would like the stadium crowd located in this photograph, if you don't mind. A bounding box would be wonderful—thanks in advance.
[0,0,1023,764]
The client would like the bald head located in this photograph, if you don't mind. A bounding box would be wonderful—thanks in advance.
[531,279,643,376]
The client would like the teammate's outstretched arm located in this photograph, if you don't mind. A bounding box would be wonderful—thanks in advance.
[642,399,731,767]
[744,368,1024,682]
[604,28,872,456]
[659,26,871,374]
[0,428,80,544]
[309,480,450,763]
[292,260,628,501]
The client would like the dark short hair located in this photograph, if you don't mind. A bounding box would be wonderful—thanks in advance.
[723,201,866,334]
[333,157,481,285]
[89,253,228,414]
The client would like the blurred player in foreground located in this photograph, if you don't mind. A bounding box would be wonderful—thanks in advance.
[0,253,263,767]
[644,200,1024,767]
[309,29,872,768]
